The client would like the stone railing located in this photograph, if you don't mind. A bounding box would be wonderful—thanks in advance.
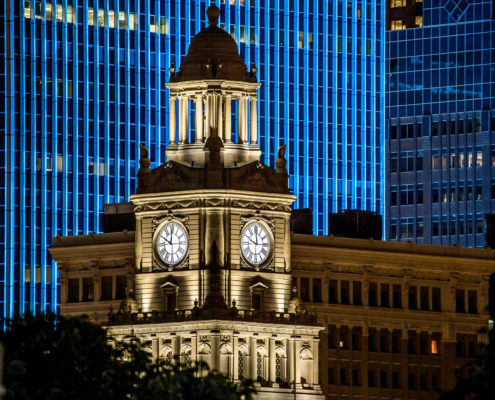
[107,306,318,327]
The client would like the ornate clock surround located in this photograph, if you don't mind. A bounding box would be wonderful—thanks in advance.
[152,214,190,271]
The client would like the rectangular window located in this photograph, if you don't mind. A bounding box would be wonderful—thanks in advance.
[390,125,398,139]
[431,340,438,355]
[329,279,338,304]
[119,12,126,29]
[417,218,424,238]
[380,284,389,307]
[392,332,401,353]
[390,153,398,172]
[392,371,400,388]
[417,184,423,204]
[341,280,350,305]
[98,9,105,26]
[408,286,417,310]
[368,370,376,387]
[432,122,439,136]
[300,278,310,301]
[416,151,423,171]
[101,276,113,300]
[393,285,402,308]
[352,329,361,350]
[328,367,336,384]
[456,289,465,313]
[352,368,360,386]
[88,8,94,25]
[459,152,465,167]
[390,185,398,206]
[160,17,169,34]
[68,278,79,303]
[391,19,406,30]
[116,275,127,300]
[432,155,440,170]
[353,281,362,305]
[420,287,429,311]
[328,326,337,349]
[468,290,477,314]
[369,283,378,307]
[391,0,406,7]
[432,287,441,311]
[313,278,322,303]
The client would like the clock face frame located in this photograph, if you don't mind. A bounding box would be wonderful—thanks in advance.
[154,221,189,268]
[240,221,273,267]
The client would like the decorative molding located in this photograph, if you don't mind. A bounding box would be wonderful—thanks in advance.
[152,214,190,232]
[153,255,189,272]
[205,198,225,207]
[135,200,199,212]
[240,215,275,232]
[232,200,291,213]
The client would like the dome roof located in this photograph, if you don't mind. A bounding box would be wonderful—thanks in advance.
[170,5,256,83]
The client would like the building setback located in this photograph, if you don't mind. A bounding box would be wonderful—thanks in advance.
[385,0,495,247]
[1,0,385,320]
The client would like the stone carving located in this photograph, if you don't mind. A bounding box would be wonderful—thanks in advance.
[240,216,275,232]
[135,200,198,212]
[275,144,287,174]
[153,255,189,272]
[138,144,151,174]
[152,215,189,232]
[232,200,291,212]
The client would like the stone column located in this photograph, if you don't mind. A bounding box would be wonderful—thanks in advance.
[169,96,176,146]
[250,96,257,144]
[242,97,248,143]
[217,95,223,140]
[233,335,239,381]
[224,95,232,142]
[269,338,276,384]
[211,332,220,371]
[250,337,257,380]
[179,97,189,143]
[195,94,203,142]
[312,338,319,386]
[287,337,295,386]
[237,97,244,142]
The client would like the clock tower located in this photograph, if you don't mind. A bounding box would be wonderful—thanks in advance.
[51,5,323,399]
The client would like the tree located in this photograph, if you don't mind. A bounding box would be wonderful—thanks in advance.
[0,313,254,400]
[440,328,495,400]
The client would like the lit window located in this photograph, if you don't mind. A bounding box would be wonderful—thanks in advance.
[391,0,406,7]
[308,33,313,49]
[357,5,361,18]
[298,32,304,49]
[160,17,169,34]
[149,16,157,33]
[250,27,256,43]
[415,15,423,27]
[67,5,74,24]
[431,340,438,354]
[119,12,126,29]
[98,9,105,26]
[108,10,115,28]
[24,1,31,19]
[46,3,53,21]
[88,8,94,25]
[339,340,344,349]
[56,4,64,22]
[391,20,406,30]
[129,13,137,30]
[476,151,482,167]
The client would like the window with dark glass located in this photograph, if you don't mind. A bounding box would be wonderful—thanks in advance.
[329,279,338,304]
[420,287,429,311]
[312,278,322,303]
[116,275,127,299]
[380,284,389,307]
[328,367,336,384]
[390,125,398,139]
[432,371,440,391]
[300,277,310,301]
[420,373,428,390]
[408,373,416,389]
[68,278,79,303]
[432,122,439,136]
[416,151,423,171]
[416,218,424,238]
[328,325,337,349]
[352,368,360,386]
[368,370,376,387]
[352,328,362,350]
[101,276,113,300]
[353,281,362,305]
[340,368,348,385]
[380,331,389,352]
[341,280,350,305]
[368,329,377,352]
[82,277,94,302]
[392,285,401,308]
[433,220,440,236]
[432,184,439,202]
[392,371,400,388]
[432,287,441,311]
[380,371,388,388]
[419,335,428,355]
[339,327,349,350]
[408,286,417,310]
[392,332,401,353]
[456,289,465,313]
[390,185,398,206]
[468,290,477,314]
[408,333,417,354]
[369,283,378,307]
[390,153,398,172]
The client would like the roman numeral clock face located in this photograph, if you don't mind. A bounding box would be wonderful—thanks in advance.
[155,222,188,267]
[241,222,272,267]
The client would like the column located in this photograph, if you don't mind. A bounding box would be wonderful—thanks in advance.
[183,97,189,143]
[211,332,220,371]
[250,96,257,144]
[237,97,244,142]
[242,97,248,143]
[287,337,295,386]
[195,94,203,142]
[250,337,257,380]
[224,95,232,142]
[233,335,239,381]
[269,338,276,384]
[312,338,319,386]
[217,95,223,140]
[169,97,176,146]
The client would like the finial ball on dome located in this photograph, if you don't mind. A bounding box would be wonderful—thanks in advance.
[207,4,221,26]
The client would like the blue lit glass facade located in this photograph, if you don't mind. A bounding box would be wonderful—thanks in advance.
[386,0,495,247]
[0,0,385,318]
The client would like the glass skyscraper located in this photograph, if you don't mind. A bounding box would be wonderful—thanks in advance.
[386,0,495,247]
[1,0,385,318]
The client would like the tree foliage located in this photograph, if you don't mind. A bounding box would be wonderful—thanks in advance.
[440,328,495,400]
[0,313,255,400]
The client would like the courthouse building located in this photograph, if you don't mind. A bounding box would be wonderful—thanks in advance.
[50,6,495,399]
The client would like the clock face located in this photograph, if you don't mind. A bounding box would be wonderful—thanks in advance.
[241,222,271,266]
[155,222,188,266]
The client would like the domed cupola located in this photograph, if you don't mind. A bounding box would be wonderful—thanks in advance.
[170,5,256,83]
[165,4,261,168]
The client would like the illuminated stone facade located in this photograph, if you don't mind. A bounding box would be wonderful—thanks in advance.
[291,234,495,399]
[50,6,323,399]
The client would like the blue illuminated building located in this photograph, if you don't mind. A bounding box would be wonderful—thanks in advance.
[0,0,385,318]
[386,0,495,247]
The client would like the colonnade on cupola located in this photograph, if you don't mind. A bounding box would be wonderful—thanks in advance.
[165,80,262,167]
